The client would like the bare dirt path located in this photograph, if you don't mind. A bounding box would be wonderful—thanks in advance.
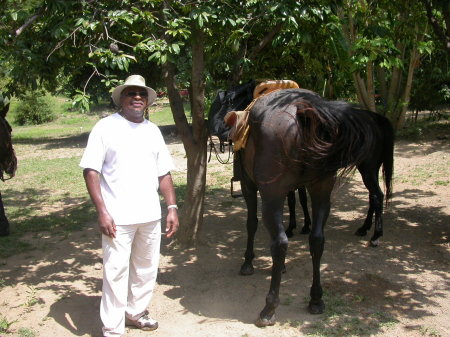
[0,132,449,337]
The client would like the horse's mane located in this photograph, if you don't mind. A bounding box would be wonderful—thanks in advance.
[249,89,383,183]
[294,94,379,176]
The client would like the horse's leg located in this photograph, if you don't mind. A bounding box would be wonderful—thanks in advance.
[307,176,335,314]
[256,195,286,327]
[240,175,259,276]
[356,166,384,247]
[0,191,10,237]
[298,186,312,234]
[285,191,296,238]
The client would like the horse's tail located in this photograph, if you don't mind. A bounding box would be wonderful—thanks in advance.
[380,116,394,206]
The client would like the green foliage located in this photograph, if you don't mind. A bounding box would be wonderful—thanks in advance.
[410,49,450,112]
[14,92,55,126]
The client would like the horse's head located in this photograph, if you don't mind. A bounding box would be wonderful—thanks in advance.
[207,81,256,142]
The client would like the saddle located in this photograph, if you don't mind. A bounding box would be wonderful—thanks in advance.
[224,80,299,151]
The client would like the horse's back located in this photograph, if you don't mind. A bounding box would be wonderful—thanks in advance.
[246,88,393,189]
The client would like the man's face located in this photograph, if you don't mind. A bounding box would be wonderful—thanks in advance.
[119,86,149,121]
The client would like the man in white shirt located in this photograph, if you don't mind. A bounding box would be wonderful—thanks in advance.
[80,75,179,337]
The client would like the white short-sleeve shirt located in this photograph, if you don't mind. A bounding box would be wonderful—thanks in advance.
[80,113,175,225]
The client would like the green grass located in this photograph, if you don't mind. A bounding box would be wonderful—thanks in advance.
[17,327,37,337]
[302,290,399,337]
[147,100,191,125]
[0,315,17,333]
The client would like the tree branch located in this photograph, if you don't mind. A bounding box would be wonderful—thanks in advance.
[46,27,81,61]
[15,12,42,37]
[248,23,283,60]
[421,0,450,55]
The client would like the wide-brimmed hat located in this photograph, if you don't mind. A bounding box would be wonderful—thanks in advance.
[111,75,157,107]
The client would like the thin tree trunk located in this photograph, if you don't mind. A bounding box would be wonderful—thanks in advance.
[353,72,370,109]
[162,27,208,245]
[376,66,388,112]
[395,42,420,129]
[366,61,376,112]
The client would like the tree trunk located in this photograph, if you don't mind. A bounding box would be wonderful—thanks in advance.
[394,43,420,130]
[376,66,388,112]
[353,72,370,109]
[366,61,376,112]
[162,27,208,245]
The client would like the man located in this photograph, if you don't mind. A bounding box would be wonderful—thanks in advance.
[80,74,179,337]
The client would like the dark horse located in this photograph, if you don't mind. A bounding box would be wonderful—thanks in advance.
[209,81,312,242]
[0,103,17,236]
[213,86,394,326]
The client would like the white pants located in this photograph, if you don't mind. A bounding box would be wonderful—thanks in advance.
[100,220,161,337]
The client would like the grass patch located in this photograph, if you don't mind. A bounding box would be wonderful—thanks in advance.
[147,100,191,126]
[17,327,37,337]
[0,315,17,333]
[302,290,399,336]
[397,117,450,140]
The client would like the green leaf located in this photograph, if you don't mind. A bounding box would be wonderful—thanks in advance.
[171,43,180,54]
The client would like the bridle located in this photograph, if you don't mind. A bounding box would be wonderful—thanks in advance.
[207,134,233,165]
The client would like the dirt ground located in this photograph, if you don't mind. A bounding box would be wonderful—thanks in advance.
[0,127,449,337]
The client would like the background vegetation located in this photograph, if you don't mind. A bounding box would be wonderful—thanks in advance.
[0,0,449,244]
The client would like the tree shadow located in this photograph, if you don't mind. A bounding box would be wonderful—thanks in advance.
[156,175,450,334]
[48,293,102,337]
[0,136,448,336]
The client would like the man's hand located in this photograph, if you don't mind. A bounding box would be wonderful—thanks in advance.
[165,208,179,238]
[83,169,116,238]
[98,210,116,238]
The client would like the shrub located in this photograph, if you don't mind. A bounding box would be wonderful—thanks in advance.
[14,92,55,125]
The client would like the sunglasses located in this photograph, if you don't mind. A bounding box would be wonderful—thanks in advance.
[123,91,148,98]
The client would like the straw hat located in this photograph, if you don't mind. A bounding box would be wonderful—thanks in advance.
[111,75,157,107]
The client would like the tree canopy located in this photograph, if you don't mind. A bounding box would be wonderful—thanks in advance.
[1,0,448,244]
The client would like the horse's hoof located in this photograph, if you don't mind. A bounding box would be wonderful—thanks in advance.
[308,299,325,314]
[354,228,367,236]
[282,264,287,274]
[300,226,311,235]
[240,263,254,276]
[285,229,294,238]
[255,314,276,327]
[369,239,379,247]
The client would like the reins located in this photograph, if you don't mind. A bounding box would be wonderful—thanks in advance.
[208,133,233,164]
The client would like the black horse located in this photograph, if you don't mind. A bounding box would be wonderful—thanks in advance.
[211,86,394,326]
[0,103,17,236]
[209,81,311,256]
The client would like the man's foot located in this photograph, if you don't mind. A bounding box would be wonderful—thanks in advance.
[126,310,158,331]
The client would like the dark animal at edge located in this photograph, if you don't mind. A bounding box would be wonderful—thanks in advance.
[0,103,17,237]
[209,85,394,326]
